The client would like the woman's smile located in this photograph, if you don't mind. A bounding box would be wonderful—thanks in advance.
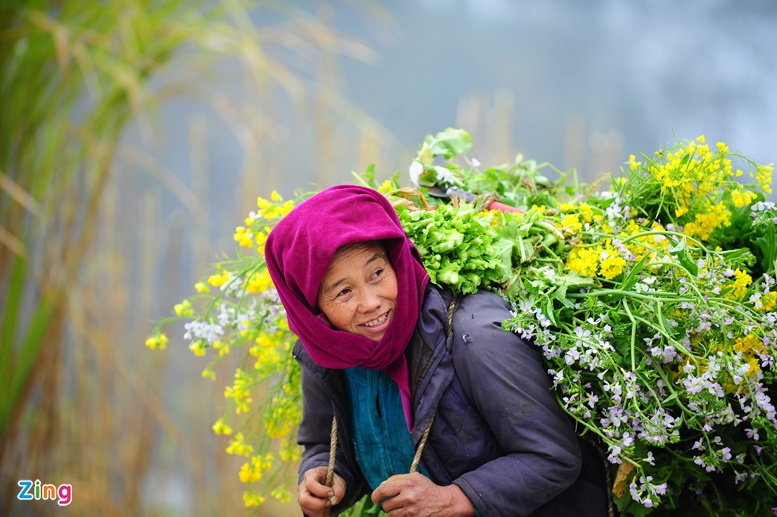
[361,310,391,330]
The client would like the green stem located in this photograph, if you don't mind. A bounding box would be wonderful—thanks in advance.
[622,299,638,371]
[566,289,697,303]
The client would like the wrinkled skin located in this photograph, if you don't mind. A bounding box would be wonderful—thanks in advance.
[316,242,398,342]
[370,473,475,517]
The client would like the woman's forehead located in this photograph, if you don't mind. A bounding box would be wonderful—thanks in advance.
[328,241,388,270]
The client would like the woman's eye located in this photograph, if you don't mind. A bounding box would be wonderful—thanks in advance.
[336,288,351,298]
[372,268,384,280]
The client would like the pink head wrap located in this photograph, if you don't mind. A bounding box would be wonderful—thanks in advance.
[265,185,429,431]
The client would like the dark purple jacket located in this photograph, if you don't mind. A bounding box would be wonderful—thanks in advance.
[295,286,608,516]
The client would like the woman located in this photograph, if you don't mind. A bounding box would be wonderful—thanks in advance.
[265,185,608,516]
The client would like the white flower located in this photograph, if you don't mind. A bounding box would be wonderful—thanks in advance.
[409,160,424,187]
[434,165,457,185]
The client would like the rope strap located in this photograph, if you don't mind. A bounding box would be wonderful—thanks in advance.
[409,412,435,473]
[325,416,338,488]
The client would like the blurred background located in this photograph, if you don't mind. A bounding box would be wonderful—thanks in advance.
[1,0,775,515]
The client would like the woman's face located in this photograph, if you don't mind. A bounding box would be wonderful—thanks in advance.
[316,242,398,341]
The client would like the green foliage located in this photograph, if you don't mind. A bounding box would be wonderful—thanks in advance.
[396,202,513,295]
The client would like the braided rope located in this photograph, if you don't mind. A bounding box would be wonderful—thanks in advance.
[325,416,338,487]
[477,192,500,211]
[409,412,435,473]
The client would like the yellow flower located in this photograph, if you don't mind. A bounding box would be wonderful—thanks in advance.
[565,246,599,278]
[145,333,168,350]
[234,226,254,248]
[239,455,265,483]
[757,291,777,312]
[243,491,265,508]
[254,231,268,255]
[682,203,731,241]
[559,214,582,234]
[174,299,194,317]
[208,269,232,287]
[733,334,763,355]
[271,486,293,504]
[731,189,757,208]
[279,444,301,462]
[226,432,254,457]
[599,249,627,280]
[213,340,230,357]
[628,154,642,172]
[726,268,752,300]
[578,203,595,223]
[189,341,207,357]
[279,200,294,218]
[378,180,393,194]
[245,269,273,294]
[697,135,706,143]
[225,369,254,414]
[271,190,283,202]
[756,164,773,194]
[212,418,233,436]
[202,369,216,381]
[256,196,270,211]
[194,282,209,294]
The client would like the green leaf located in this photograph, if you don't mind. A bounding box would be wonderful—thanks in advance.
[618,255,650,292]
[543,296,557,326]
[424,128,472,159]
[669,238,698,277]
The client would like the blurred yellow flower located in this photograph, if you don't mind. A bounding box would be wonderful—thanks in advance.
[234,226,254,248]
[731,189,757,208]
[212,418,233,436]
[226,432,254,457]
[243,491,265,508]
[208,270,232,287]
[174,299,194,317]
[144,333,168,350]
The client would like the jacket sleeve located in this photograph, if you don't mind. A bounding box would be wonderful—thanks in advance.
[297,366,367,515]
[450,292,582,516]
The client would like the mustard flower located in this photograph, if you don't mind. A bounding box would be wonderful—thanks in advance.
[144,333,168,350]
[212,418,233,436]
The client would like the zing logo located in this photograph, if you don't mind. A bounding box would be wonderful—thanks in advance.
[17,480,72,506]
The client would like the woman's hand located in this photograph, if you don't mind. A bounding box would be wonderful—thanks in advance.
[299,466,346,517]
[370,473,476,517]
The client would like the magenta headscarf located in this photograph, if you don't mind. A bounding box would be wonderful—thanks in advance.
[264,185,429,431]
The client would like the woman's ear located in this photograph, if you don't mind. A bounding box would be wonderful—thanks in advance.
[317,313,332,327]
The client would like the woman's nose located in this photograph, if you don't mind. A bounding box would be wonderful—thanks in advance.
[357,288,382,313]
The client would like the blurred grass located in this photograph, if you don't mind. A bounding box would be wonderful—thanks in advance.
[0,1,396,515]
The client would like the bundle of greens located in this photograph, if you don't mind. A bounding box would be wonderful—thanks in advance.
[395,202,513,295]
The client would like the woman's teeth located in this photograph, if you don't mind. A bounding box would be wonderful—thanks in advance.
[363,313,388,327]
